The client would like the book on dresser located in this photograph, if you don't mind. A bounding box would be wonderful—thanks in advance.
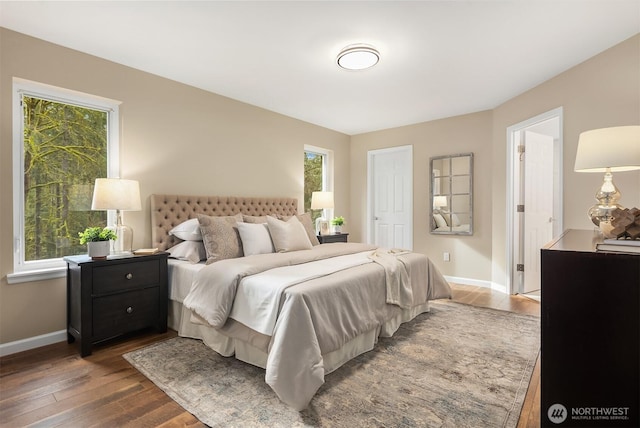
[596,238,640,254]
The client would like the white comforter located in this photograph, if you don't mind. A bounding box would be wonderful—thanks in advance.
[183,243,451,410]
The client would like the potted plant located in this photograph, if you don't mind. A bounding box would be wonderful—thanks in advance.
[331,216,345,234]
[79,227,117,260]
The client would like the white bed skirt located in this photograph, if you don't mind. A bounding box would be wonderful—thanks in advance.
[168,299,430,375]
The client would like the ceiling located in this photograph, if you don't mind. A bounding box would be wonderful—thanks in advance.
[1,1,638,135]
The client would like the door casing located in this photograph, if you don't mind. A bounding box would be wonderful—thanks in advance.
[506,107,564,295]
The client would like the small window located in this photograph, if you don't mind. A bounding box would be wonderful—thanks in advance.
[304,145,333,223]
[12,79,120,275]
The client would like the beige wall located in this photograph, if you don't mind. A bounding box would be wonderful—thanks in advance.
[350,111,493,281]
[0,29,350,344]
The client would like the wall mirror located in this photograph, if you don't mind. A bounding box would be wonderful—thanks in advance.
[430,153,473,235]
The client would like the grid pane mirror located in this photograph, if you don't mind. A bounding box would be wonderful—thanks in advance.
[430,153,473,235]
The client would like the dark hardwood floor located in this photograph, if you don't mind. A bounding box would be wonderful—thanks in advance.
[0,284,540,427]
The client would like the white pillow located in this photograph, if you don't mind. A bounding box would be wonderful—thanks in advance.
[450,213,461,227]
[237,222,275,256]
[266,216,313,253]
[433,213,448,229]
[166,240,206,263]
[169,218,202,241]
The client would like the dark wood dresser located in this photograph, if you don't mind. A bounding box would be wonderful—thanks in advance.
[541,229,639,427]
[317,233,349,244]
[64,252,168,357]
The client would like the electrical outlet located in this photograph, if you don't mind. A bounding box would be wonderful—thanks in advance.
[443,252,450,262]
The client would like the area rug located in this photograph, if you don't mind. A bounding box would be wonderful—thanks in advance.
[123,301,540,427]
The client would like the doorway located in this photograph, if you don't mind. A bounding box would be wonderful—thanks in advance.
[367,145,413,250]
[506,108,563,295]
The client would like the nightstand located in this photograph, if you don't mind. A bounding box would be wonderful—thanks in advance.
[64,252,168,357]
[317,233,349,244]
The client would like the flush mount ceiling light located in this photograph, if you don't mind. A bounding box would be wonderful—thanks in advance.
[336,44,380,70]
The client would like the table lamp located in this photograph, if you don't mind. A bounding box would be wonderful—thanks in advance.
[91,178,142,253]
[433,195,448,213]
[311,191,334,234]
[574,126,640,231]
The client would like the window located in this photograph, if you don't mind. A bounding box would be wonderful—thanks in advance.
[304,145,333,223]
[10,79,120,282]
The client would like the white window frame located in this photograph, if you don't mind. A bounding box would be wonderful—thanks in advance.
[8,78,120,284]
[304,144,334,220]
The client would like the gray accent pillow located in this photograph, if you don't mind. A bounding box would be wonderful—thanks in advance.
[266,216,313,253]
[243,215,272,224]
[278,212,320,246]
[198,213,244,264]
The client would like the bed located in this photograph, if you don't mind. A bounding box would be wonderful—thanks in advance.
[151,194,452,410]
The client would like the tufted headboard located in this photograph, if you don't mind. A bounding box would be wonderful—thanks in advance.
[150,194,298,251]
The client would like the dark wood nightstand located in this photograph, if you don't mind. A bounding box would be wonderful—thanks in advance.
[317,233,349,244]
[64,252,168,357]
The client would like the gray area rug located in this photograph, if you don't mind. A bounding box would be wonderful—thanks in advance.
[124,301,540,427]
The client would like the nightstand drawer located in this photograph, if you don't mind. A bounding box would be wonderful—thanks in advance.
[93,259,160,294]
[93,287,159,340]
[317,233,349,244]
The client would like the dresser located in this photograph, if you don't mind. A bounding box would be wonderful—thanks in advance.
[65,252,168,357]
[540,229,639,427]
[317,233,349,244]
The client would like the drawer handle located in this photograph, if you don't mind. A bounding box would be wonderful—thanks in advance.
[126,306,133,314]
[125,273,133,280]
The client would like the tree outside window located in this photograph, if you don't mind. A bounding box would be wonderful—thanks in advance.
[304,150,325,222]
[21,95,108,261]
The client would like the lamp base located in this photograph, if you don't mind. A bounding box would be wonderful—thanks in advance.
[588,203,622,227]
[587,168,623,238]
[110,211,134,254]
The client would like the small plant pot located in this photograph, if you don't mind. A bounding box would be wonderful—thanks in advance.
[333,225,342,234]
[87,241,110,260]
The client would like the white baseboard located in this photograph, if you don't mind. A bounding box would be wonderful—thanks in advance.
[0,329,67,357]
[444,275,491,288]
[444,276,508,294]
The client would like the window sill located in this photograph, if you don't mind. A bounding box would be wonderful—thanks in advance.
[6,267,66,284]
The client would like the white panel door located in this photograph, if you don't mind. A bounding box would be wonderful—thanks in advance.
[523,131,554,293]
[369,146,413,250]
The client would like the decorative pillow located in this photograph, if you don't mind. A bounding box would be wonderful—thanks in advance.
[267,216,313,253]
[237,222,275,256]
[442,213,452,226]
[433,213,448,229]
[278,213,320,246]
[243,215,271,224]
[450,213,461,227]
[198,213,244,264]
[166,240,206,264]
[169,218,202,241]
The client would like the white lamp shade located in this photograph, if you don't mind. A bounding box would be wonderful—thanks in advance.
[574,126,640,172]
[433,195,448,208]
[91,178,142,211]
[311,191,334,210]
